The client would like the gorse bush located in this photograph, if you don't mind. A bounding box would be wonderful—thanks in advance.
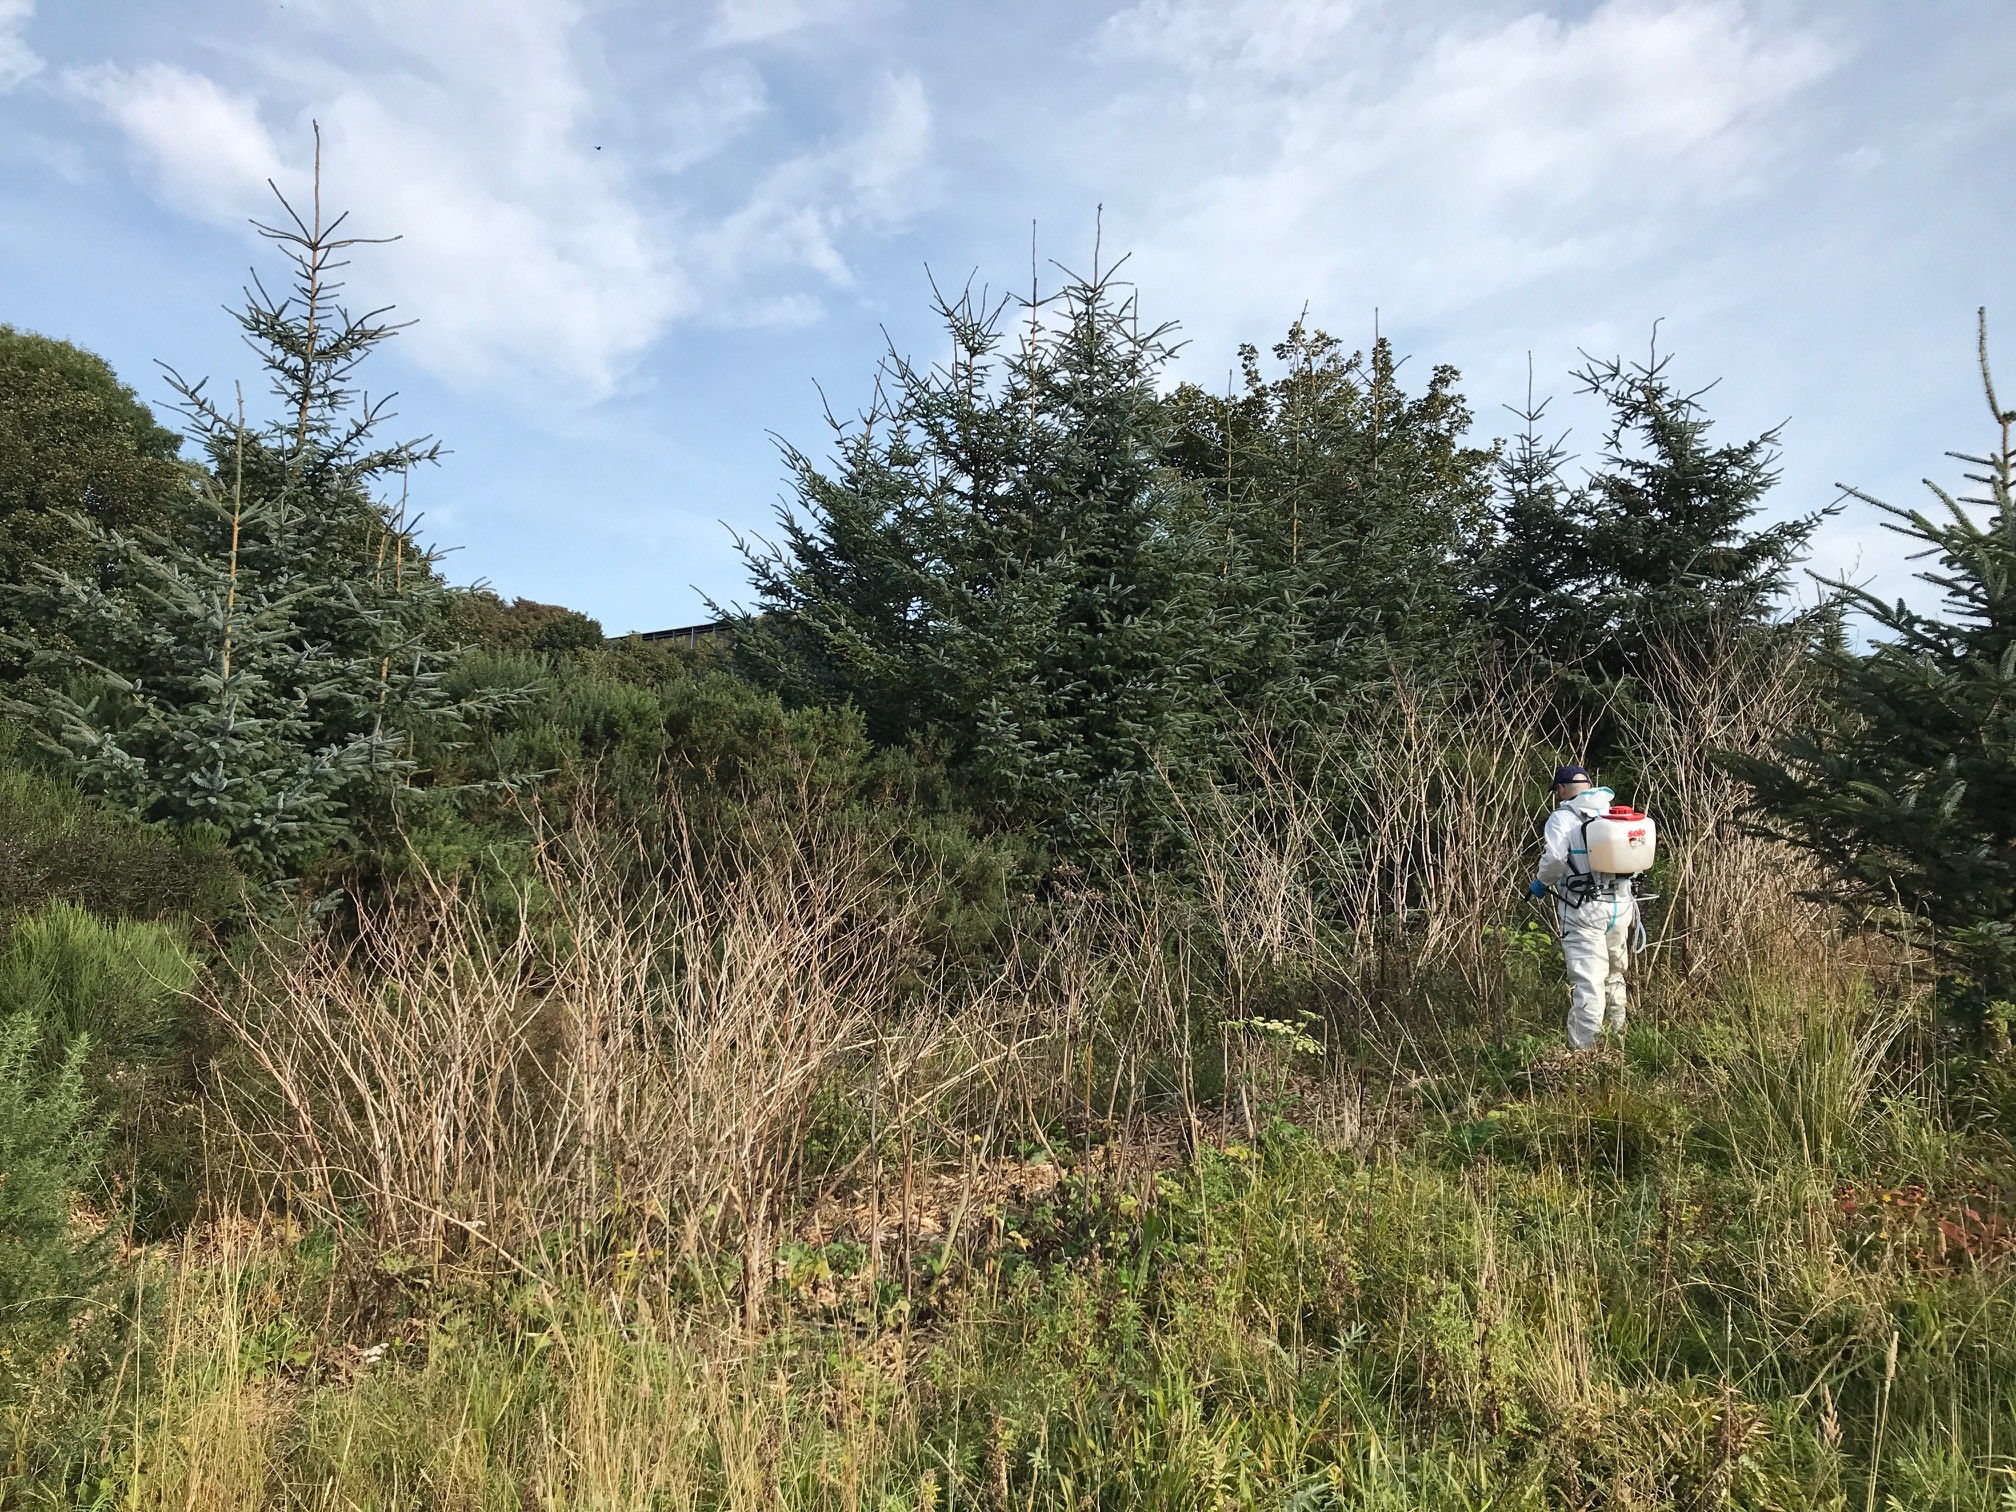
[0,757,236,935]
[0,901,198,1080]
[0,761,222,1247]
[0,1012,107,1415]
[438,587,606,657]
[0,901,205,1238]
[418,641,1024,968]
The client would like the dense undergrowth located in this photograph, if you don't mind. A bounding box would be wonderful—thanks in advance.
[11,951,2013,1510]
[4,177,2014,1512]
[1,559,2007,1510]
[1,695,2010,1510]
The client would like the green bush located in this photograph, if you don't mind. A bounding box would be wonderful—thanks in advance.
[420,645,1027,974]
[0,1012,108,1405]
[0,755,237,935]
[436,587,605,656]
[0,325,190,679]
[0,902,202,1235]
[0,901,197,1074]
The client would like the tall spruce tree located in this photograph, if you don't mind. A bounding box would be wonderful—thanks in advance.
[1573,348,1818,684]
[1479,342,1823,756]
[6,142,476,883]
[731,260,1216,858]
[1477,375,1589,669]
[1166,325,1495,725]
[1730,313,2016,1034]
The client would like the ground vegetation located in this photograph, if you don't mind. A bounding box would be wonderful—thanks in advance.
[0,185,2008,1511]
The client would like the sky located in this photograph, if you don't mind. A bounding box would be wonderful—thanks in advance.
[1,0,2010,635]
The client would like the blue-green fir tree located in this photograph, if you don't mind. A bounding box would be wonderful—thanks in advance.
[7,142,477,884]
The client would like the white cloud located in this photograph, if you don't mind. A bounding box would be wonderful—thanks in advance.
[1103,0,1839,344]
[706,0,867,47]
[66,0,930,400]
[72,64,288,221]
[314,88,685,399]
[70,3,677,397]
[0,0,40,90]
[697,70,932,293]
[1102,0,1361,78]
[654,63,769,174]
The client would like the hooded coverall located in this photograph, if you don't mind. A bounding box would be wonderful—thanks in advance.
[1536,786,1635,1050]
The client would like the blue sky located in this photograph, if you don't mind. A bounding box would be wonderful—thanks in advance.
[2,0,2010,634]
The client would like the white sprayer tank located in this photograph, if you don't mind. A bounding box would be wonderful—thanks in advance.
[1584,804,1657,875]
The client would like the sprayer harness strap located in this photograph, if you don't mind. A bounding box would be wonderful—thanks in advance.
[1560,809,1632,912]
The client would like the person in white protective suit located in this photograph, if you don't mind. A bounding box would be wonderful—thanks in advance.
[1527,764,1636,1050]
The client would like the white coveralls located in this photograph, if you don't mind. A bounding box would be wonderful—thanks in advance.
[1535,787,1636,1050]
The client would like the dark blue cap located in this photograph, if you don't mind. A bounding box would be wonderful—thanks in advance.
[1551,764,1591,786]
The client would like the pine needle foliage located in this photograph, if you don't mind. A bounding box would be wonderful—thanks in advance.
[6,142,479,884]
[731,260,1219,860]
[1166,324,1496,726]
[1478,378,1585,668]
[1482,341,1821,688]
[1730,311,2016,1030]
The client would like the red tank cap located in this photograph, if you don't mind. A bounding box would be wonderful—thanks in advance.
[1606,804,1645,819]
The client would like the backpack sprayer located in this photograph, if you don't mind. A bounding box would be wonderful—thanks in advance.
[1565,802,1657,904]
[1527,803,1661,951]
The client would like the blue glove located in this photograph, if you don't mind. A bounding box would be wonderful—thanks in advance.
[1527,880,1549,899]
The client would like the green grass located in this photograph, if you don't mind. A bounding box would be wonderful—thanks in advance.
[8,968,2013,1511]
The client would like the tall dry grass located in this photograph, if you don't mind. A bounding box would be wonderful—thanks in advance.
[1622,626,1830,981]
[215,807,906,1267]
[203,637,1852,1313]
[206,796,1208,1314]
[1179,660,1567,1044]
[1169,636,1848,1073]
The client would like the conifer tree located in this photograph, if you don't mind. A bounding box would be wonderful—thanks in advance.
[1166,325,1495,725]
[1572,347,1818,685]
[1476,374,1589,668]
[1478,341,1823,765]
[732,259,1217,858]
[7,137,475,883]
[1731,313,2016,1033]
